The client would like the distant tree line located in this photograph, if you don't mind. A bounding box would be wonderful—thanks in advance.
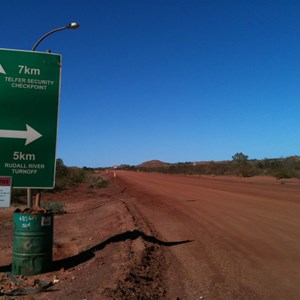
[117,154,300,179]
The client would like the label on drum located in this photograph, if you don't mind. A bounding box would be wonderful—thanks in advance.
[41,216,51,226]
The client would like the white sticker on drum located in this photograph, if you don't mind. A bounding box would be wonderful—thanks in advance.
[41,216,51,226]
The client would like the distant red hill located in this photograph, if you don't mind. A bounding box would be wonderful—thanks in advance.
[137,160,170,168]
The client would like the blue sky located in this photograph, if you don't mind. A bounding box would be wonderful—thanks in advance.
[2,0,300,167]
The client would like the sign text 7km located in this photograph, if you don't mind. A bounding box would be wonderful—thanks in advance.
[0,48,61,188]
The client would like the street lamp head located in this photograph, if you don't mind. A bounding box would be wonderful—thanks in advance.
[66,22,80,30]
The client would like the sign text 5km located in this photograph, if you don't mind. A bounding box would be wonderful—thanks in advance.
[0,49,61,188]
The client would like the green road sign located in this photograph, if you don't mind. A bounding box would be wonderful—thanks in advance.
[0,49,61,188]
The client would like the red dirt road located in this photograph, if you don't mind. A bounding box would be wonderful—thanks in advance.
[114,172,300,299]
[1,172,300,299]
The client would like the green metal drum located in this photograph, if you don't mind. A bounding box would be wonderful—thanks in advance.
[12,212,54,276]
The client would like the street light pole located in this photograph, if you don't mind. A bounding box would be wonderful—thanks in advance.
[32,22,80,51]
[27,22,80,208]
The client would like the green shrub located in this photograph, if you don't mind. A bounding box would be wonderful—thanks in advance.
[41,200,65,214]
[88,176,109,189]
[54,159,85,191]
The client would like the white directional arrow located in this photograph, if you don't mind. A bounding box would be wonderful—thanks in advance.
[0,124,42,146]
[0,64,6,74]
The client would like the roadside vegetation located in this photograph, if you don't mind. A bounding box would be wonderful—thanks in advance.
[88,175,109,189]
[40,200,66,214]
[11,159,87,205]
[54,158,85,191]
[117,154,300,179]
